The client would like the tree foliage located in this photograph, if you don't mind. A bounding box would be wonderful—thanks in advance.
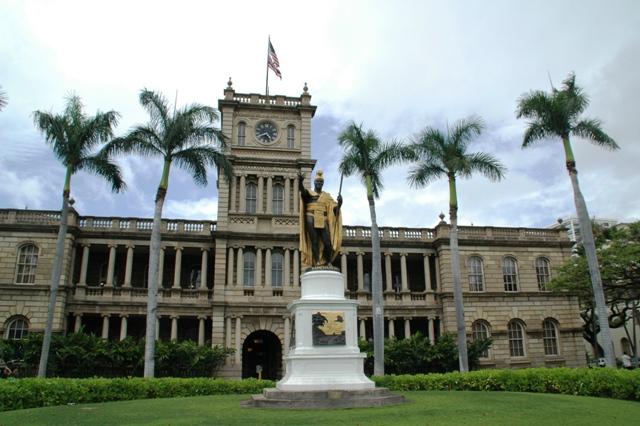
[551,221,640,356]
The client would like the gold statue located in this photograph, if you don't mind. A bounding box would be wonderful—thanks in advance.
[299,170,343,269]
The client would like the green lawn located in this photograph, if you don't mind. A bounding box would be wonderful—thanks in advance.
[1,391,638,426]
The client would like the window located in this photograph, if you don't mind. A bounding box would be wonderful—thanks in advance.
[472,320,491,358]
[271,252,283,287]
[621,337,632,355]
[16,244,38,284]
[508,320,526,357]
[273,184,284,215]
[237,122,246,146]
[542,319,559,355]
[536,257,551,291]
[5,316,29,340]
[98,263,118,287]
[468,256,484,292]
[246,182,257,214]
[287,125,295,148]
[189,267,201,289]
[243,251,256,287]
[502,257,518,292]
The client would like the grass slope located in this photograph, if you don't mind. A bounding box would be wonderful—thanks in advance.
[1,391,638,426]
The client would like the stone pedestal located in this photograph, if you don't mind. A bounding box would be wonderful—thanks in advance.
[277,269,374,391]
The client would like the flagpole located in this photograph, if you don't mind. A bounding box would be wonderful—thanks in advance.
[265,36,270,96]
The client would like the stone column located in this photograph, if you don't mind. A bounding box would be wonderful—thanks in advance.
[158,247,165,288]
[239,175,246,212]
[225,317,232,349]
[173,247,183,289]
[424,254,433,292]
[434,255,441,291]
[79,244,90,285]
[284,177,290,214]
[284,249,290,287]
[357,252,364,291]
[237,247,244,286]
[74,313,82,333]
[265,248,272,288]
[155,317,160,341]
[266,176,273,214]
[428,317,435,344]
[124,245,134,288]
[67,245,77,286]
[120,315,128,341]
[359,318,366,340]
[229,175,237,213]
[341,252,348,291]
[200,248,209,289]
[106,245,117,287]
[227,247,235,286]
[257,176,264,213]
[235,317,242,364]
[198,316,206,346]
[293,249,300,286]
[101,314,110,339]
[256,248,263,287]
[404,318,411,339]
[171,316,178,341]
[400,253,408,292]
[284,316,291,355]
[384,252,393,292]
[293,176,299,214]
[388,318,395,338]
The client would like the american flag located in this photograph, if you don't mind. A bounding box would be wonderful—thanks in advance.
[268,40,282,79]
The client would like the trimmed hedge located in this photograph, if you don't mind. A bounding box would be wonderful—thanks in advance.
[373,368,640,401]
[0,378,274,412]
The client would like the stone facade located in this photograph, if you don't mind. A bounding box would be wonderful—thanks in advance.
[0,84,585,378]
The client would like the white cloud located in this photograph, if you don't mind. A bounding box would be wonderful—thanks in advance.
[165,197,219,220]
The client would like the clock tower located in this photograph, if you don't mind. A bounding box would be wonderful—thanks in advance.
[211,79,317,376]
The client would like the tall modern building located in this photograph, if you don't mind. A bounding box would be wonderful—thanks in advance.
[0,83,586,378]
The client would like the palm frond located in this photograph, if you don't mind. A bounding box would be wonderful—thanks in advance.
[407,162,446,188]
[573,119,619,150]
[79,110,121,156]
[522,122,552,147]
[0,86,8,111]
[450,116,484,151]
[32,111,69,162]
[103,127,164,157]
[516,90,552,120]
[172,147,210,186]
[464,152,506,182]
[139,89,170,132]
[77,154,126,193]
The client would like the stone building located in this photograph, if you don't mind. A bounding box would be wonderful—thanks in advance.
[0,83,585,378]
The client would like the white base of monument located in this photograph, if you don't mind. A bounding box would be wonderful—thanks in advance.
[276,269,374,391]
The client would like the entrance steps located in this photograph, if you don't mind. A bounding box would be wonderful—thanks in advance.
[241,387,405,409]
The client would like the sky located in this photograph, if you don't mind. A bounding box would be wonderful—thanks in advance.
[1,0,639,229]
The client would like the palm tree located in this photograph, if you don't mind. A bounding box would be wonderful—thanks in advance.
[0,86,7,111]
[407,117,505,372]
[33,95,124,377]
[338,122,412,376]
[516,73,619,367]
[104,89,233,378]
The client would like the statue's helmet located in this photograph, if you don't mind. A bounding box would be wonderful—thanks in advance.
[314,170,324,184]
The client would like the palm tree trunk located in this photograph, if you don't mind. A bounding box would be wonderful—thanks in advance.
[563,137,614,367]
[38,167,72,377]
[367,176,385,376]
[448,175,469,372]
[144,160,170,378]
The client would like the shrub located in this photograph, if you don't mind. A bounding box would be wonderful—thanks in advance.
[360,332,491,375]
[373,368,640,400]
[2,332,233,378]
[0,378,274,412]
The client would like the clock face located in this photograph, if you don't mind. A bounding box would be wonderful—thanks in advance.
[255,121,278,143]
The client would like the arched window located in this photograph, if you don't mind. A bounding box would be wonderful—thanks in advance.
[243,251,256,287]
[271,252,283,287]
[15,244,38,284]
[246,182,257,214]
[287,125,295,148]
[502,257,519,292]
[273,184,284,215]
[472,320,491,358]
[542,318,559,355]
[468,256,484,292]
[5,316,29,340]
[536,257,551,291]
[508,319,526,357]
[237,122,246,146]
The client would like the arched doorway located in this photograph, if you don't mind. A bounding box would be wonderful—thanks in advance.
[242,330,282,380]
